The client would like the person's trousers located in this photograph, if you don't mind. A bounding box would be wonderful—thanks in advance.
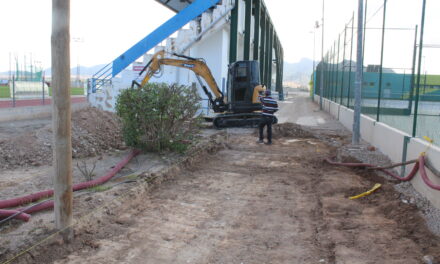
[259,115,273,143]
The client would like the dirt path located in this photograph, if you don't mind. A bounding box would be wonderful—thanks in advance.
[34,128,438,264]
[3,92,440,263]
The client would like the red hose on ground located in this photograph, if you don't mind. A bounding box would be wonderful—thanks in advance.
[19,200,54,215]
[325,155,440,191]
[0,149,140,215]
[419,155,440,191]
[0,209,31,222]
[0,190,54,210]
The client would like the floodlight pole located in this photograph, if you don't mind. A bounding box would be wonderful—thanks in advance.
[52,0,73,242]
[353,0,364,144]
[319,0,325,110]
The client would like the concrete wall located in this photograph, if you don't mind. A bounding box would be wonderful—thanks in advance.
[314,95,440,209]
[0,102,89,122]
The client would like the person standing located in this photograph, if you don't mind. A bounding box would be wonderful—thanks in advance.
[258,90,279,145]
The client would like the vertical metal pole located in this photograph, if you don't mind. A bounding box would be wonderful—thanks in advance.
[327,52,331,99]
[260,13,266,82]
[376,0,387,121]
[319,0,325,109]
[253,0,260,60]
[42,75,45,105]
[229,0,239,64]
[331,43,336,101]
[264,23,271,87]
[52,0,73,242]
[244,0,252,60]
[423,71,427,94]
[9,52,12,82]
[402,70,406,100]
[12,75,16,107]
[325,52,329,98]
[347,13,355,108]
[412,0,426,137]
[329,45,334,100]
[312,29,316,96]
[335,35,341,103]
[281,47,284,97]
[353,0,364,145]
[340,26,347,105]
[267,26,273,90]
[274,38,280,94]
[362,0,368,71]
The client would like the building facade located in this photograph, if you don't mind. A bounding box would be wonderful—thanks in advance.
[88,0,283,112]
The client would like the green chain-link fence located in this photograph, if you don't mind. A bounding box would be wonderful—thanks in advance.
[314,0,440,147]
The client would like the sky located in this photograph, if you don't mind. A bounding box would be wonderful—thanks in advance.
[0,0,439,74]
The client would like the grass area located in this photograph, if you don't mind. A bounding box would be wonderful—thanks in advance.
[71,87,85,95]
[424,75,440,85]
[48,87,85,96]
[0,85,10,98]
[1,85,84,98]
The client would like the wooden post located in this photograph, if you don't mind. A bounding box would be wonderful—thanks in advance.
[51,0,73,242]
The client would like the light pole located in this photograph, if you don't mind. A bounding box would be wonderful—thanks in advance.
[319,0,325,110]
[311,21,319,96]
[72,37,84,87]
[353,0,364,144]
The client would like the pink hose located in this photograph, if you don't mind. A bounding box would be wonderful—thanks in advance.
[0,209,31,222]
[0,150,140,215]
[419,156,440,190]
[325,156,440,191]
[19,201,54,215]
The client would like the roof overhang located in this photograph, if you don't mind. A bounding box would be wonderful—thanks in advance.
[154,0,194,13]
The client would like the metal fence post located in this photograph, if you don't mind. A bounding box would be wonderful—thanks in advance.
[319,0,325,110]
[408,25,418,113]
[353,0,364,144]
[335,34,341,104]
[325,52,330,99]
[333,42,337,101]
[340,26,348,105]
[412,0,427,137]
[362,0,368,71]
[347,13,355,108]
[12,75,16,107]
[42,75,45,105]
[330,44,335,101]
[376,0,387,121]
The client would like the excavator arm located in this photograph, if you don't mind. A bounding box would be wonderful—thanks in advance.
[132,50,227,112]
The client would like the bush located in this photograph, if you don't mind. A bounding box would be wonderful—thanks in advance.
[116,83,201,152]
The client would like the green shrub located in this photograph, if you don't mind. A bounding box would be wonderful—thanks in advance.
[116,83,201,152]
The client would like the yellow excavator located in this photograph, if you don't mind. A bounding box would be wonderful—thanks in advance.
[132,50,276,128]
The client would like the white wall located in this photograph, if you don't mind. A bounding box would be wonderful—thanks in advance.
[89,1,234,113]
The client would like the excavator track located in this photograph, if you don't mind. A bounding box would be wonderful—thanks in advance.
[213,113,278,129]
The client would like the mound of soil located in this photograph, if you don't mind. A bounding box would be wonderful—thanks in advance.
[0,107,124,169]
[272,123,314,139]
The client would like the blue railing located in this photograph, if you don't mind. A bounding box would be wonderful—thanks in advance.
[90,0,220,93]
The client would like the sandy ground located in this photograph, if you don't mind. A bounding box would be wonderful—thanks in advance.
[1,91,440,263]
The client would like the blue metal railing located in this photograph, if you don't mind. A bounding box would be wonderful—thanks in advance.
[90,0,220,93]
[91,62,112,92]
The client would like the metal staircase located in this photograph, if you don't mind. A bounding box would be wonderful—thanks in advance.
[91,0,221,93]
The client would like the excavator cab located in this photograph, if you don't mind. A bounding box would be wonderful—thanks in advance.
[228,61,263,113]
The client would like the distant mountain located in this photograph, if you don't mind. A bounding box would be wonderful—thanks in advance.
[44,64,107,77]
[283,58,314,87]
[0,64,107,79]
